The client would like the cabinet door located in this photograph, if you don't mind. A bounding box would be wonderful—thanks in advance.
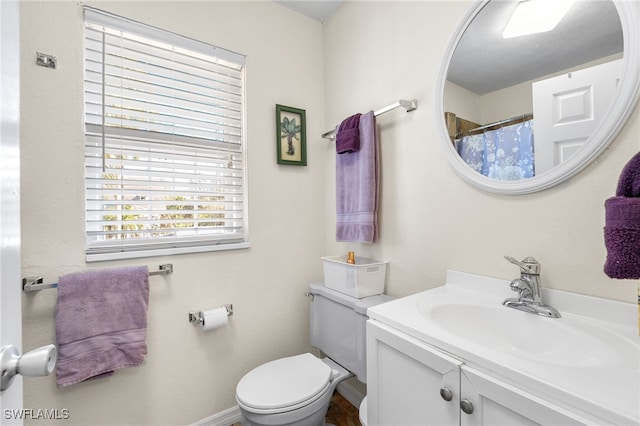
[367,320,462,426]
[460,366,598,426]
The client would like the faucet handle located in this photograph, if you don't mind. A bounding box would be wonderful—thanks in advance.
[504,256,540,274]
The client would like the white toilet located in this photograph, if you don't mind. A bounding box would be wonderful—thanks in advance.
[235,283,391,426]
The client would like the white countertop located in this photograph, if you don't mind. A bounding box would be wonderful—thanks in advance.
[367,270,640,425]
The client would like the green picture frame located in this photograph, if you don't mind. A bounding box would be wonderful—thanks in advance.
[276,104,307,166]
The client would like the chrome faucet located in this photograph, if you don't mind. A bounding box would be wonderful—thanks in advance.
[503,256,561,318]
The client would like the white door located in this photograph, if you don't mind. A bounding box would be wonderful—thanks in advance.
[460,366,598,426]
[1,0,24,422]
[532,59,622,175]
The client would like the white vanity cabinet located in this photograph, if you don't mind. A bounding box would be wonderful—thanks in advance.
[365,271,639,425]
[367,320,601,426]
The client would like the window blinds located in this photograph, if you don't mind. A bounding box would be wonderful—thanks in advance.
[83,8,248,260]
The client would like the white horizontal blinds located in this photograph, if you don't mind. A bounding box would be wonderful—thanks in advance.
[84,8,247,257]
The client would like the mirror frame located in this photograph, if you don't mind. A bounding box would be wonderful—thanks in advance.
[435,0,640,195]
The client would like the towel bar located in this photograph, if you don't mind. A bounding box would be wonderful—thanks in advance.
[322,99,418,139]
[22,264,173,293]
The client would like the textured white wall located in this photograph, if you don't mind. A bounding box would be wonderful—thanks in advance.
[444,81,481,124]
[323,1,639,302]
[20,1,325,424]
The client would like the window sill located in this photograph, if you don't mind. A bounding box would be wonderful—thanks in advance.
[86,242,250,262]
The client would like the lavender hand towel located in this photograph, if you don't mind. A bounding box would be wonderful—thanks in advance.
[55,266,149,387]
[336,111,379,242]
[604,151,640,279]
[336,113,362,154]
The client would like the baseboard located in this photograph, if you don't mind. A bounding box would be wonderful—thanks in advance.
[191,405,243,426]
[336,379,365,409]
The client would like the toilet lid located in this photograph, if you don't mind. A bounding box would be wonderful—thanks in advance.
[236,353,332,413]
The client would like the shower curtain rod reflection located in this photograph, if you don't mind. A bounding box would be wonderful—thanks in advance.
[22,263,173,293]
[322,99,418,139]
[468,113,533,133]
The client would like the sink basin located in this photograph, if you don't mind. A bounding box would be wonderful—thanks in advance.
[423,302,636,367]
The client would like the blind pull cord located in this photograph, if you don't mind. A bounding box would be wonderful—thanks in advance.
[101,31,107,173]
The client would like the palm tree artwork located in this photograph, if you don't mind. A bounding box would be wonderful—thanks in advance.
[276,104,306,166]
[281,115,301,156]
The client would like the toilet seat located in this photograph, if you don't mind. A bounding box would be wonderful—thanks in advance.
[236,353,332,415]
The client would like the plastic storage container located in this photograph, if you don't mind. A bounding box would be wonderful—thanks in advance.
[321,255,387,298]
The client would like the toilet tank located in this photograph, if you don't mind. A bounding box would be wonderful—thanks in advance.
[308,282,392,382]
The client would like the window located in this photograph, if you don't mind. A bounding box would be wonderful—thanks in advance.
[83,8,248,261]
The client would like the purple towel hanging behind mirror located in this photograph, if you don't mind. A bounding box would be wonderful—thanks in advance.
[336,113,362,154]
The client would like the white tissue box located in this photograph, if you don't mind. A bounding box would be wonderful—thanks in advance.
[321,256,387,298]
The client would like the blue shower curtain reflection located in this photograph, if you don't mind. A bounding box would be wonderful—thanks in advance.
[457,119,535,180]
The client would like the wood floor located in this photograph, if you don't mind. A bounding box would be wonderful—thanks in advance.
[326,391,362,426]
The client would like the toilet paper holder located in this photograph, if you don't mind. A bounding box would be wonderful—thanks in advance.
[188,304,233,324]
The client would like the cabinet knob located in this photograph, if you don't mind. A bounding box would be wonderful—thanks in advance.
[439,387,453,402]
[460,398,474,415]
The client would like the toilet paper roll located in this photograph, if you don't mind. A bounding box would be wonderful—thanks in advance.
[200,307,228,332]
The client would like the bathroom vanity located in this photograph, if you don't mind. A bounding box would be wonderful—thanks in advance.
[366,271,639,425]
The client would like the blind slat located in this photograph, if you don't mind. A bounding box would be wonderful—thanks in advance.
[84,8,247,259]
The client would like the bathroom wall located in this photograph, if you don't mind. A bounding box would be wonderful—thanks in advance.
[323,1,639,303]
[20,1,324,424]
[443,81,481,124]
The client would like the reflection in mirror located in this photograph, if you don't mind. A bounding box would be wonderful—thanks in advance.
[444,0,623,181]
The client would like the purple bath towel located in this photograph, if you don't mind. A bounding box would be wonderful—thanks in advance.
[55,266,149,387]
[336,111,379,242]
[336,113,362,154]
[604,151,640,279]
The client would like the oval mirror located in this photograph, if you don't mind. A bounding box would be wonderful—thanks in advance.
[435,0,640,195]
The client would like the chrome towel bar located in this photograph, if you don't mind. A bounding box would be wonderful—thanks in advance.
[22,263,173,293]
[322,99,418,139]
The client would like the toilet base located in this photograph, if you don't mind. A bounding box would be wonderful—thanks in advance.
[238,357,351,426]
[239,385,331,426]
[359,396,367,426]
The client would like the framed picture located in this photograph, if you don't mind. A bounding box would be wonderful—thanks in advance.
[276,104,307,166]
